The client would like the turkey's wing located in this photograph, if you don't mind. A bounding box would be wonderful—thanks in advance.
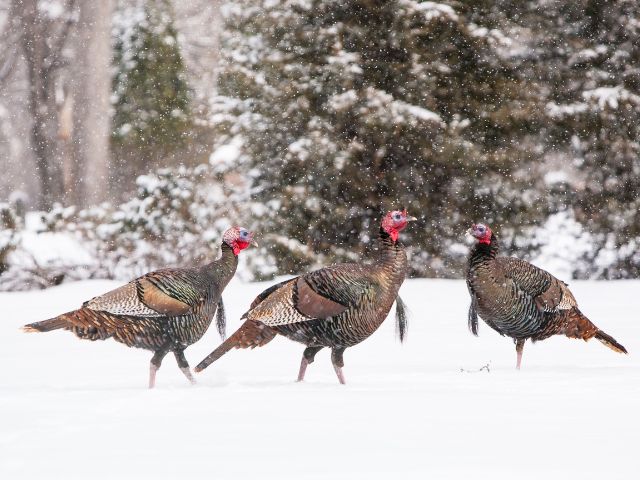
[248,278,296,310]
[294,264,376,318]
[245,264,376,325]
[294,276,349,318]
[84,282,161,316]
[499,257,576,313]
[84,270,197,317]
[137,278,193,315]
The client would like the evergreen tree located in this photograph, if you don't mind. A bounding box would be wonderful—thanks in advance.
[211,0,543,276]
[0,202,21,275]
[112,0,192,165]
[517,0,640,277]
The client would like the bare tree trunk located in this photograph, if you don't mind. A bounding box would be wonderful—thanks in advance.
[69,0,113,205]
[12,0,76,210]
[15,0,64,209]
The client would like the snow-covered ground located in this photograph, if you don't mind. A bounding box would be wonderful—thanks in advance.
[1,279,638,479]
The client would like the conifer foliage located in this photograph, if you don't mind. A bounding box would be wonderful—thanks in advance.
[534,0,640,277]
[112,0,192,159]
[211,0,542,276]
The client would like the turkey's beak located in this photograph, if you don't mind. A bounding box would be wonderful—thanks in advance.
[464,228,475,245]
[247,232,259,247]
[406,215,418,222]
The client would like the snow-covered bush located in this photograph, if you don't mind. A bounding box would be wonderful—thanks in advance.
[56,165,274,280]
[210,0,547,278]
[0,202,89,290]
[0,164,276,291]
[526,210,595,280]
[0,202,21,275]
[532,0,640,278]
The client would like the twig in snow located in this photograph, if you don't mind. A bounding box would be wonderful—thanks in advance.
[460,363,491,374]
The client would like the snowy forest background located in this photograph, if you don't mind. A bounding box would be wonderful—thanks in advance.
[0,0,639,290]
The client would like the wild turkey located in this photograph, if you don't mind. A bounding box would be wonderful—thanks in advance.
[22,226,256,388]
[195,210,416,384]
[466,223,627,368]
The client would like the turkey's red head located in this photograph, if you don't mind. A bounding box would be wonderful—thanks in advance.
[223,227,257,255]
[470,223,492,245]
[381,210,417,242]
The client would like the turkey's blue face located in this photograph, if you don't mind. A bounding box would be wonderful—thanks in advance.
[470,223,492,245]
[382,210,417,242]
[224,227,257,255]
[238,228,251,242]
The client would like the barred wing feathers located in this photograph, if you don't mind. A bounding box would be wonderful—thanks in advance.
[498,257,578,314]
[84,269,206,318]
[245,264,379,327]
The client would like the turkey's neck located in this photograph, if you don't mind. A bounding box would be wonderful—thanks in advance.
[203,243,238,288]
[469,235,500,269]
[376,227,408,282]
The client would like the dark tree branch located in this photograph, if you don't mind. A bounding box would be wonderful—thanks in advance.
[10,0,68,209]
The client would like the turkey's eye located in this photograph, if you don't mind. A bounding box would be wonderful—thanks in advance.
[240,230,248,238]
[393,213,402,220]
[477,226,485,232]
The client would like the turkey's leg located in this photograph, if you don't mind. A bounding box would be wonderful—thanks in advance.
[515,339,525,370]
[149,346,170,389]
[331,348,347,385]
[297,346,324,382]
[174,349,196,385]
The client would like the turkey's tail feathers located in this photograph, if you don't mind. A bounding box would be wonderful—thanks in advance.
[195,334,236,372]
[22,317,68,333]
[594,330,628,354]
[561,308,627,354]
[195,320,276,372]
[23,309,121,343]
